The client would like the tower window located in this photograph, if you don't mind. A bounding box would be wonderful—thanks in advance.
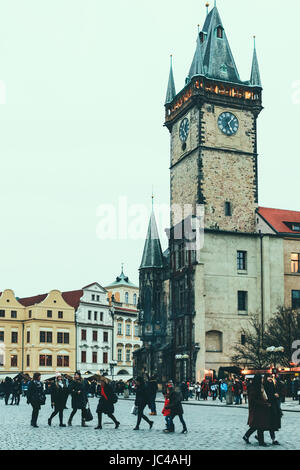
[216,26,224,39]
[225,202,232,217]
[241,334,246,346]
[200,31,206,43]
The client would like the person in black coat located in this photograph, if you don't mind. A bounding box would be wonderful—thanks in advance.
[3,377,13,405]
[262,375,281,445]
[95,378,120,429]
[27,373,46,427]
[10,378,21,405]
[243,374,271,446]
[164,384,187,433]
[133,376,154,430]
[147,376,158,416]
[68,371,89,427]
[48,374,69,427]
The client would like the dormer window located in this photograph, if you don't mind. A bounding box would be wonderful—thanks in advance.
[216,26,224,39]
[292,224,300,231]
[200,31,207,43]
[283,221,300,232]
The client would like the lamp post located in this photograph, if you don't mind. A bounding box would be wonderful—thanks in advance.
[266,346,284,371]
[109,360,117,381]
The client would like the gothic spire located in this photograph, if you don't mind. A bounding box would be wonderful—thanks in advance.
[250,37,262,88]
[188,31,205,80]
[140,210,164,269]
[165,55,176,105]
[190,5,241,84]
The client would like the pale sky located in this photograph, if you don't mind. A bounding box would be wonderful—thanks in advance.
[0,0,299,297]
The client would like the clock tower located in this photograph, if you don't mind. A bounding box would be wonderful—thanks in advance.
[165,5,263,233]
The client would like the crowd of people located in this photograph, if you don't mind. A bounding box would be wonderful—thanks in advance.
[0,371,298,445]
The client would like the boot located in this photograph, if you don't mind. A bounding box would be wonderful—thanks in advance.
[67,418,72,427]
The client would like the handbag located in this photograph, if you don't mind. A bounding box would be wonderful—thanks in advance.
[131,405,138,415]
[83,405,93,422]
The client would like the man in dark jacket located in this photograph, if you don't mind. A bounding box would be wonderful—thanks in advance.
[133,376,154,430]
[147,376,158,416]
[3,377,12,405]
[165,384,187,433]
[27,373,46,427]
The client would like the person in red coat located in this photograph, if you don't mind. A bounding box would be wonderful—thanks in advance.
[243,375,271,447]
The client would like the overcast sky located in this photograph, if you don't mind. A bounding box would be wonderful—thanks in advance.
[0,0,299,297]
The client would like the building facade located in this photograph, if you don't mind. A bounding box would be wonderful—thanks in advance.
[63,283,113,376]
[136,4,300,384]
[106,269,142,380]
[0,289,76,378]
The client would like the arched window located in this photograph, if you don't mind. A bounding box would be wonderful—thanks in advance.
[125,292,129,304]
[206,331,223,352]
[133,293,137,305]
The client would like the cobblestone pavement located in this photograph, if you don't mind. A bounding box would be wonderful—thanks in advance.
[0,396,299,450]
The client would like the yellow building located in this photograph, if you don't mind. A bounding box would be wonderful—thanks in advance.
[0,289,76,378]
[0,290,26,374]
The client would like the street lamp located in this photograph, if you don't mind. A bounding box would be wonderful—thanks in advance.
[266,346,284,371]
[109,360,117,380]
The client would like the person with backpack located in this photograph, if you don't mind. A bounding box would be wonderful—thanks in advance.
[95,377,120,430]
[164,383,187,434]
[220,380,228,402]
[133,376,154,430]
[27,373,46,428]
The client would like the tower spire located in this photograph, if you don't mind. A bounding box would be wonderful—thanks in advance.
[250,36,262,87]
[188,29,205,80]
[165,55,176,105]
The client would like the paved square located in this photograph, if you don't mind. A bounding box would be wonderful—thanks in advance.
[0,395,299,450]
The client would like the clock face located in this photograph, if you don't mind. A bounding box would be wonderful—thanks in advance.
[179,117,190,142]
[218,112,239,136]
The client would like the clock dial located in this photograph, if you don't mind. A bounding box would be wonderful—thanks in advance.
[179,117,190,142]
[218,112,239,136]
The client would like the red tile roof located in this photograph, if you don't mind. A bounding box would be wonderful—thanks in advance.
[18,293,48,307]
[62,290,83,310]
[18,290,84,310]
[258,207,300,234]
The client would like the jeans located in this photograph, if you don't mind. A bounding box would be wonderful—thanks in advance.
[149,398,156,413]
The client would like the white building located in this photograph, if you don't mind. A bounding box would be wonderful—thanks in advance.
[63,283,113,376]
[105,268,142,380]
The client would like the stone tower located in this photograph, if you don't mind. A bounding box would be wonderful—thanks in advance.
[165,5,263,233]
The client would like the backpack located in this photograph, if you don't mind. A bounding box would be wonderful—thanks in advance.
[112,392,118,404]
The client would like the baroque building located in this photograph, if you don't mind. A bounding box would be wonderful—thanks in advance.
[0,289,76,378]
[105,268,142,380]
[136,4,300,384]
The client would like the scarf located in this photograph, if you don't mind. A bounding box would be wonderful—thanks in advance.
[101,385,108,401]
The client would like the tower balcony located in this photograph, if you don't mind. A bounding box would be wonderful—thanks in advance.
[164,75,263,128]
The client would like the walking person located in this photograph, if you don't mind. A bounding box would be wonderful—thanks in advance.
[3,377,12,405]
[262,374,281,445]
[95,377,120,430]
[243,374,271,447]
[162,387,172,431]
[148,376,158,416]
[48,373,69,427]
[195,382,201,401]
[10,378,21,405]
[220,380,227,403]
[164,383,187,434]
[226,377,233,405]
[68,371,89,427]
[133,376,154,431]
[27,373,46,428]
